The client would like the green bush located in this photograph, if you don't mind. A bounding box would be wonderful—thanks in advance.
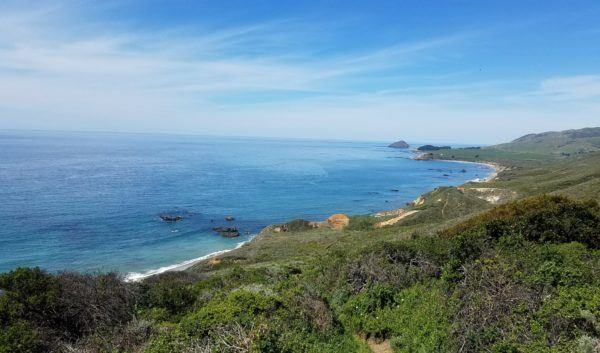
[343,242,441,294]
[0,321,45,353]
[0,267,61,326]
[137,272,199,318]
[180,289,280,336]
[443,195,600,248]
[388,284,450,352]
[0,268,135,351]
[144,325,189,353]
[535,285,600,343]
[347,215,378,231]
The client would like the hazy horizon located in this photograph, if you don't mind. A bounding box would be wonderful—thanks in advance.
[1,1,600,143]
[4,126,576,147]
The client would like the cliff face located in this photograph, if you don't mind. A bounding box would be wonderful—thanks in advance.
[388,140,409,148]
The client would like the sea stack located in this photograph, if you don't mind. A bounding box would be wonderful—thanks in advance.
[388,140,409,148]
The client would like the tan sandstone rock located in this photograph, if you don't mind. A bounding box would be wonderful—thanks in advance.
[412,196,425,206]
[327,214,350,230]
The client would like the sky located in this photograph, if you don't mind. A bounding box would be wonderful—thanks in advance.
[0,0,599,143]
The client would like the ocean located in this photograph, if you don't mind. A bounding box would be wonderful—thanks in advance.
[0,131,492,279]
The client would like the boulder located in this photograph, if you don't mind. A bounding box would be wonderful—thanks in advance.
[327,214,350,230]
[388,140,409,149]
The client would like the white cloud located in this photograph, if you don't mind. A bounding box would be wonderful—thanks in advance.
[539,75,600,99]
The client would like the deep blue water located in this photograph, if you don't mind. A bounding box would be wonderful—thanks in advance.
[0,131,492,278]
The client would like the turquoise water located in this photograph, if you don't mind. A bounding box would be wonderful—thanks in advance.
[0,131,492,278]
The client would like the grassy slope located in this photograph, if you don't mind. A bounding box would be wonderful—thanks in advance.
[1,128,599,353]
[494,127,600,155]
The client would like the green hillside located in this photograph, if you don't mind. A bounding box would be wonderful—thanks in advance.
[493,127,600,156]
[1,128,599,353]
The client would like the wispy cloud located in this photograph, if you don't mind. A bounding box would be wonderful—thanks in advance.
[0,1,598,143]
[539,75,600,100]
[0,1,475,105]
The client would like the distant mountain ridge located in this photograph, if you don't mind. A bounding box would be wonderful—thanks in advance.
[492,127,600,155]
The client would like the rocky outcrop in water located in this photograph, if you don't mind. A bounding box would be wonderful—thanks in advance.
[388,140,409,148]
[212,227,240,237]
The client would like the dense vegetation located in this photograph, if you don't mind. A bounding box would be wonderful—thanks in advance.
[1,128,599,352]
[2,195,598,352]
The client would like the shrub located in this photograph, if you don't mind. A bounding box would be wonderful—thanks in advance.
[388,284,450,353]
[535,285,600,344]
[137,272,200,318]
[0,321,46,353]
[0,267,61,327]
[56,271,135,338]
[180,290,280,337]
[0,268,136,351]
[284,219,317,232]
[344,242,440,293]
[337,284,395,336]
[451,255,541,352]
[347,216,378,231]
[529,243,591,288]
[442,195,600,248]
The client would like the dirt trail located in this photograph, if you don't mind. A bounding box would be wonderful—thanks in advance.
[367,339,393,353]
[374,210,419,228]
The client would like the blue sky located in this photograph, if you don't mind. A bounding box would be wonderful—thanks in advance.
[0,0,599,143]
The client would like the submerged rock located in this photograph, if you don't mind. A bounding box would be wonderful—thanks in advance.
[212,227,240,238]
[160,215,183,222]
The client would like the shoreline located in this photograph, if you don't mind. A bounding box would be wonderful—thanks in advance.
[411,150,503,182]
[440,159,502,182]
[124,237,254,282]
[127,155,500,281]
